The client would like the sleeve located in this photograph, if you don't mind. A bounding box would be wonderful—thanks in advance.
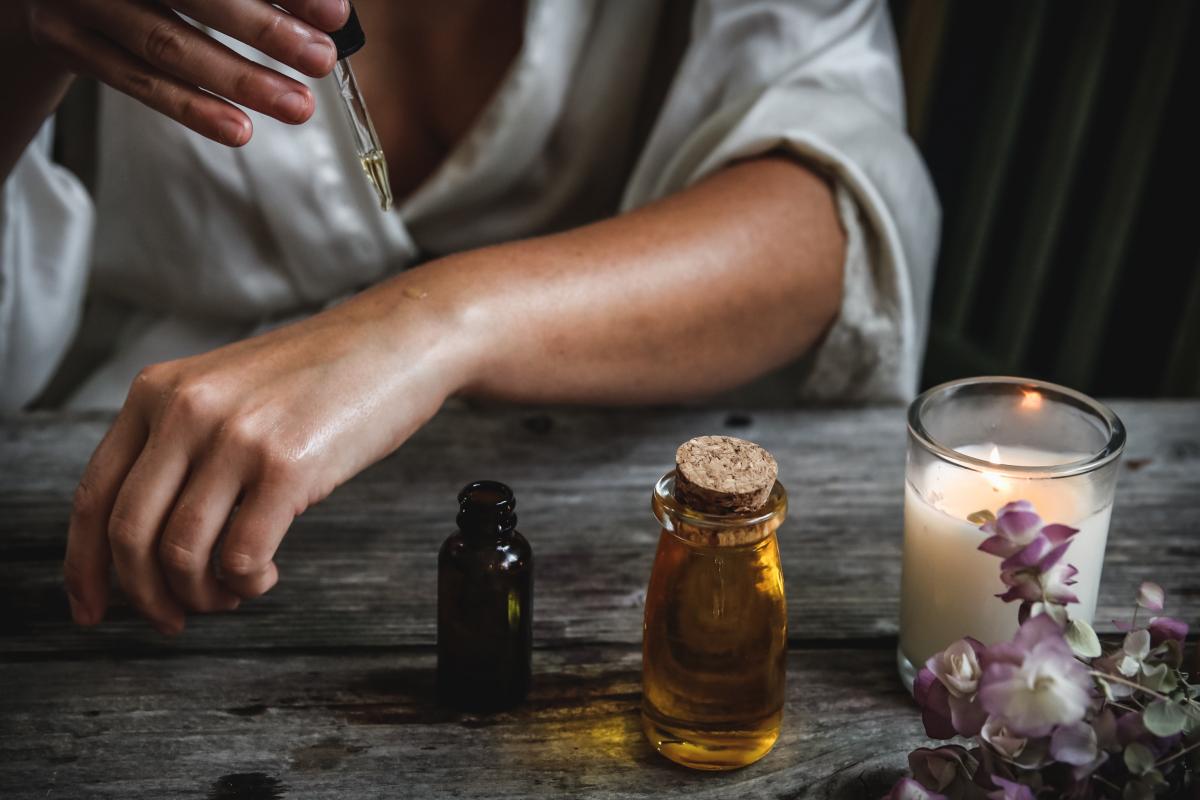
[0,119,94,410]
[622,0,940,402]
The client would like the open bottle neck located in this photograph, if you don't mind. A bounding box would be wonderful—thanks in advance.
[456,480,518,544]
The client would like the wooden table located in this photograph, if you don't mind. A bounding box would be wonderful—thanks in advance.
[2,403,1198,798]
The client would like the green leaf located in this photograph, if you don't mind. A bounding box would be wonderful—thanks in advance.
[1122,779,1154,800]
[1155,638,1183,668]
[1124,629,1151,660]
[1143,700,1188,736]
[1124,742,1156,776]
[1183,700,1200,732]
[1141,662,1177,693]
[1032,601,1069,626]
[967,509,995,525]
[1065,619,1102,658]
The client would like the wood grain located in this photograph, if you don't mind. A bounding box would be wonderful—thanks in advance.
[0,646,928,799]
[0,403,1197,798]
[1,403,1197,656]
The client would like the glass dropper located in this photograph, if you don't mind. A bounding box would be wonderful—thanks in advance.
[330,5,393,212]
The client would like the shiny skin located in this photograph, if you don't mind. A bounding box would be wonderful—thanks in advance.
[63,156,844,634]
[0,3,847,633]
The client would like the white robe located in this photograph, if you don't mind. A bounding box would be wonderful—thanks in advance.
[0,0,939,410]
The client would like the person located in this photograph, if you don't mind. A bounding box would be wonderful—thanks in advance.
[0,0,938,634]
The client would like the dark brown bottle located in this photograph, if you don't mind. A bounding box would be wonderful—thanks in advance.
[437,480,533,711]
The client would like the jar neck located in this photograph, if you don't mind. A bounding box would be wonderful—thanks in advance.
[652,470,788,549]
[662,513,782,549]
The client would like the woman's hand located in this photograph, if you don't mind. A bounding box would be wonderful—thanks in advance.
[20,0,350,146]
[62,156,844,635]
[64,280,475,634]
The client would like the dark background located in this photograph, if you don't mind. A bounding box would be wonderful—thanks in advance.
[891,0,1199,397]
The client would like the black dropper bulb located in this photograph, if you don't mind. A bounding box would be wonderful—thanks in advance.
[330,3,365,60]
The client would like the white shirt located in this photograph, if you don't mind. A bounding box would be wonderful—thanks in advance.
[0,0,939,410]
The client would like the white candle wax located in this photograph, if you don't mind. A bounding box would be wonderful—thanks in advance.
[899,444,1112,668]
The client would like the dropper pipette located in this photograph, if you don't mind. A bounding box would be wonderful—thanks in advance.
[330,5,393,211]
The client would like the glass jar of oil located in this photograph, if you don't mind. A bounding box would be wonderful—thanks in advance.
[641,469,788,770]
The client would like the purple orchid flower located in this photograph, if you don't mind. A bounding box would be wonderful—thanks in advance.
[929,638,987,697]
[914,667,958,740]
[978,501,1078,559]
[1049,720,1098,766]
[980,716,1026,760]
[995,540,1079,607]
[978,616,1092,738]
[986,776,1036,800]
[1148,616,1188,646]
[915,639,989,738]
[1136,581,1164,612]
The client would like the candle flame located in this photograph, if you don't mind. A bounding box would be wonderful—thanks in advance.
[1021,390,1043,410]
[985,445,1009,493]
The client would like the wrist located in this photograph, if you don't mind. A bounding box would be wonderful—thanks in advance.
[352,257,493,403]
[405,258,494,401]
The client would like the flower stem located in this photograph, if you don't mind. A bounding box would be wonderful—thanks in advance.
[1106,701,1140,714]
[1155,738,1200,768]
[1090,671,1172,703]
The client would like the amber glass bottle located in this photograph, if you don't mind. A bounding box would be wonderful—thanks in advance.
[642,447,788,770]
[437,481,533,711]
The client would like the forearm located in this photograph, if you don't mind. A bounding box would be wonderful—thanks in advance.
[59,156,845,633]
[385,156,846,405]
[0,9,73,181]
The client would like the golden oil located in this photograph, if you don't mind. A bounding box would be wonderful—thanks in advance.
[641,470,788,770]
[359,149,394,212]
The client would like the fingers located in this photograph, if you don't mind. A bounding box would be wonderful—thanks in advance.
[64,410,147,626]
[168,0,343,76]
[79,1,316,125]
[107,436,189,635]
[159,462,245,613]
[45,17,252,146]
[275,0,353,33]
[218,486,297,600]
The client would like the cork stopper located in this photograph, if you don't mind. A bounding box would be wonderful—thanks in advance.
[675,435,778,514]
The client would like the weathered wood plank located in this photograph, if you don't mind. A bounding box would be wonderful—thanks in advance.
[1,403,1198,655]
[0,646,927,799]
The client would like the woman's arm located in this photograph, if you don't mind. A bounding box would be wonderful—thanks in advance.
[63,156,844,634]
[425,156,845,404]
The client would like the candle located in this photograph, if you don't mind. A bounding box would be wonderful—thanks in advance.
[900,444,1113,670]
[897,378,1125,690]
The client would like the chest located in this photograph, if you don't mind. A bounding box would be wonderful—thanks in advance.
[347,1,526,204]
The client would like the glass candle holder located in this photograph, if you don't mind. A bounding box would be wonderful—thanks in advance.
[898,377,1125,690]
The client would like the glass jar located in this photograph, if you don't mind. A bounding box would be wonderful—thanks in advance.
[641,470,788,770]
[899,377,1125,689]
